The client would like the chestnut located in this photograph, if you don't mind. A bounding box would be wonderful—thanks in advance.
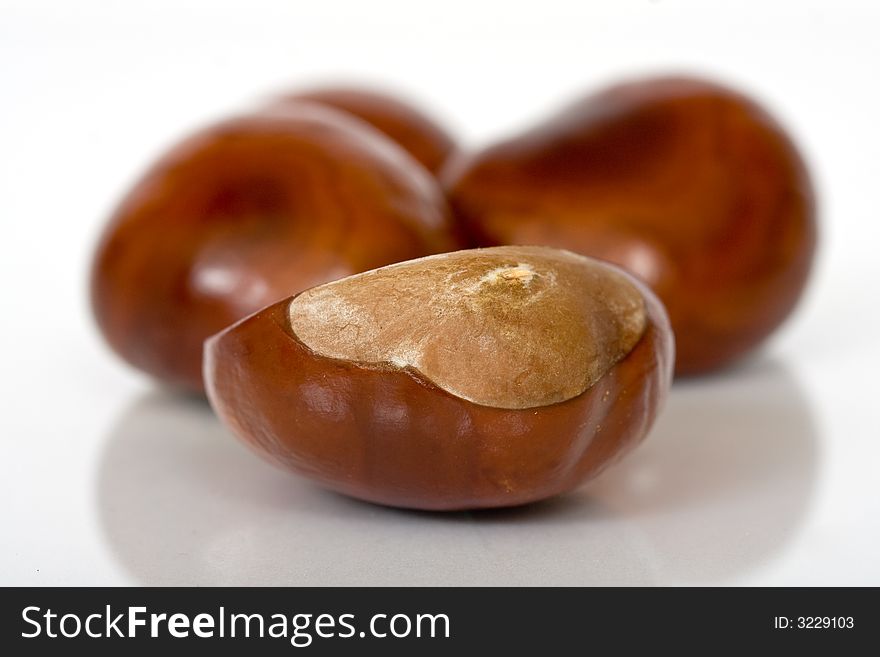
[275,87,456,174]
[205,245,673,510]
[91,103,462,392]
[443,76,817,375]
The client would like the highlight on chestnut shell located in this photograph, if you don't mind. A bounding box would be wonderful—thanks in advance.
[204,246,674,511]
[273,86,457,174]
[91,103,463,392]
[442,75,818,376]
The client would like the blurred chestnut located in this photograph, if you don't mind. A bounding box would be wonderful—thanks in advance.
[205,246,673,510]
[92,103,462,392]
[443,76,817,375]
[275,86,456,174]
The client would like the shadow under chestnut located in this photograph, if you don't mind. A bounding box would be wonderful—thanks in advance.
[96,357,818,585]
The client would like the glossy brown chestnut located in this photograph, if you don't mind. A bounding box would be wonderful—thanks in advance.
[275,87,457,174]
[205,246,674,510]
[443,76,817,375]
[91,103,462,392]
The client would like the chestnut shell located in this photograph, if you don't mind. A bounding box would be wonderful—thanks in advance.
[91,105,461,391]
[204,275,673,511]
[443,76,817,375]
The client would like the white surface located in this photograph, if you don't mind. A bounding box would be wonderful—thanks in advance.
[2,0,879,586]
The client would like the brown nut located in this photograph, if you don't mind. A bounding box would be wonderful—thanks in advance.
[275,86,457,174]
[91,103,463,392]
[205,245,674,510]
[443,76,817,375]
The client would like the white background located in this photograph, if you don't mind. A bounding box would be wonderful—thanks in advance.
[2,0,879,585]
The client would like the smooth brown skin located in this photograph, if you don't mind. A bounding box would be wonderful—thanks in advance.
[91,104,462,392]
[205,250,673,511]
[276,87,457,173]
[442,76,817,375]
